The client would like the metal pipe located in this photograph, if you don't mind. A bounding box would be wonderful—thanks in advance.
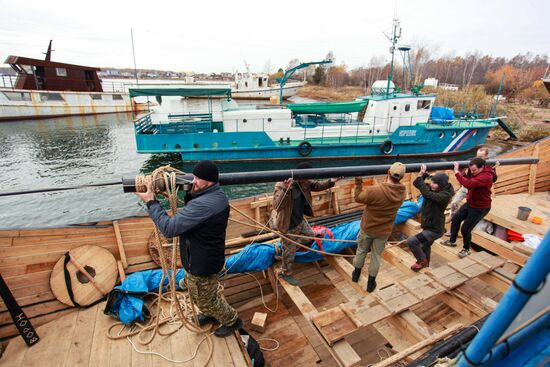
[121,157,539,192]
[457,230,550,366]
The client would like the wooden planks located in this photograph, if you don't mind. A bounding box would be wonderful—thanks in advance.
[278,274,362,367]
[1,301,249,367]
[312,249,503,346]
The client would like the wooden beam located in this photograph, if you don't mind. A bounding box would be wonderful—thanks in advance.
[113,221,127,269]
[437,292,485,322]
[388,311,432,342]
[371,323,463,367]
[278,272,362,367]
[472,231,527,266]
[478,272,511,294]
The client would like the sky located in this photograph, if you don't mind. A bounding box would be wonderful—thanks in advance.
[0,0,548,73]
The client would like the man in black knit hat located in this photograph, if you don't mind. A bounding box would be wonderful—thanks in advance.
[135,160,242,337]
[407,164,455,271]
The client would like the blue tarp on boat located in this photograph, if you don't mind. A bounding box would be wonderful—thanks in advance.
[111,199,422,324]
[431,106,455,123]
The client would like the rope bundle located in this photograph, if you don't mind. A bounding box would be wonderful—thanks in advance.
[109,166,215,365]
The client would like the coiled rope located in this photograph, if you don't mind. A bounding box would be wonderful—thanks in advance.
[107,166,214,365]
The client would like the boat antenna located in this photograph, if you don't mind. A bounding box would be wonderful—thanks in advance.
[130,28,139,86]
[384,18,401,97]
[43,40,54,61]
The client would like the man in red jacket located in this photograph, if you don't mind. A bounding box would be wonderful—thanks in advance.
[442,157,494,257]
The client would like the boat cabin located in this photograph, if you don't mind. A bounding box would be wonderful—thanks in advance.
[4,41,103,92]
[234,71,269,90]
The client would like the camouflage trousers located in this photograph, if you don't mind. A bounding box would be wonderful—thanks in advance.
[185,272,238,326]
[281,220,315,276]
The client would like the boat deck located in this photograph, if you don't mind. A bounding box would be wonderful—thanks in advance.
[0,301,249,367]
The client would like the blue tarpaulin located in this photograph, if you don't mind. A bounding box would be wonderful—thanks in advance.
[111,199,421,324]
[431,106,455,123]
[112,269,185,324]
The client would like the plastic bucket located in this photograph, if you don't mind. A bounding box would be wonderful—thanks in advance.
[517,206,532,221]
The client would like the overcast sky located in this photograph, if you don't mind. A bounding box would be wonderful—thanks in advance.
[0,0,548,73]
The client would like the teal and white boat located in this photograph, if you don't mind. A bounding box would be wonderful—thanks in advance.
[130,20,512,163]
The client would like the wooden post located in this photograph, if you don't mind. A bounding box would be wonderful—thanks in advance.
[113,221,128,269]
[528,143,539,194]
[117,260,126,283]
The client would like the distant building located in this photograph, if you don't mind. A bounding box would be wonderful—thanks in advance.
[424,78,438,88]
[424,78,459,91]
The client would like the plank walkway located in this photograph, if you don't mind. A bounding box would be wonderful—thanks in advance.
[0,302,248,367]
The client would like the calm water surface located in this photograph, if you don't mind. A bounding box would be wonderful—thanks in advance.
[0,97,513,229]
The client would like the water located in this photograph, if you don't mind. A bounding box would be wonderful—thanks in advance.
[0,97,514,230]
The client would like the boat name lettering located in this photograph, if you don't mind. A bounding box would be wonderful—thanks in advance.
[398,130,417,137]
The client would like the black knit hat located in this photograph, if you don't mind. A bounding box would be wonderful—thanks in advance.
[431,173,449,188]
[192,160,219,182]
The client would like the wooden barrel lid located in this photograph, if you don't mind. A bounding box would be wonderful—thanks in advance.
[50,245,117,307]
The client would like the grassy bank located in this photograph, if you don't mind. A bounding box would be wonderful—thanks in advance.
[296,85,365,101]
[297,84,550,142]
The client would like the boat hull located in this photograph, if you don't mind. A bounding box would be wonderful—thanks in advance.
[0,88,148,121]
[135,123,495,162]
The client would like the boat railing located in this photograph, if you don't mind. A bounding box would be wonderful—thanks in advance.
[134,113,158,134]
[0,74,133,94]
[0,75,16,88]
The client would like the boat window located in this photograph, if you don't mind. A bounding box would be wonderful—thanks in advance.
[193,143,200,148]
[245,82,248,88]
[267,117,272,122]
[404,104,410,112]
[56,68,67,77]
[40,93,64,102]
[439,132,445,139]
[243,119,247,123]
[417,100,431,110]
[451,131,457,138]
[2,91,31,101]
[20,65,33,74]
[393,106,397,111]
[90,94,102,100]
[112,94,124,100]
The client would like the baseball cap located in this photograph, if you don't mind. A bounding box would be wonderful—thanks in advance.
[388,162,406,181]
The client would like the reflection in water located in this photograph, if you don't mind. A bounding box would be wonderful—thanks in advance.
[0,97,516,230]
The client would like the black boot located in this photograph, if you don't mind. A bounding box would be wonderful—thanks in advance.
[196,314,218,327]
[366,275,377,293]
[214,318,243,337]
[351,268,361,282]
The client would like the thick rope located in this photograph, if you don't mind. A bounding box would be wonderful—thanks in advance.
[108,167,214,366]
[229,204,356,258]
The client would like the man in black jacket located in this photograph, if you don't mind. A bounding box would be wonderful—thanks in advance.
[407,164,455,271]
[135,160,241,337]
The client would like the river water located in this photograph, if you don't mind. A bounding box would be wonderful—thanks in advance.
[0,96,514,229]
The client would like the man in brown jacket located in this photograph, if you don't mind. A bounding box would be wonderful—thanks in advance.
[352,162,407,292]
[272,162,339,286]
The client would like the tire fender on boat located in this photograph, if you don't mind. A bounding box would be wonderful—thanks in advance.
[380,140,393,155]
[298,141,313,157]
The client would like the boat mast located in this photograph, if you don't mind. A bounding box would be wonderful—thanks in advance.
[130,28,139,86]
[385,18,401,97]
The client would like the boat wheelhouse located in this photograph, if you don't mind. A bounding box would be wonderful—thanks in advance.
[0,41,147,121]
[130,86,500,162]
